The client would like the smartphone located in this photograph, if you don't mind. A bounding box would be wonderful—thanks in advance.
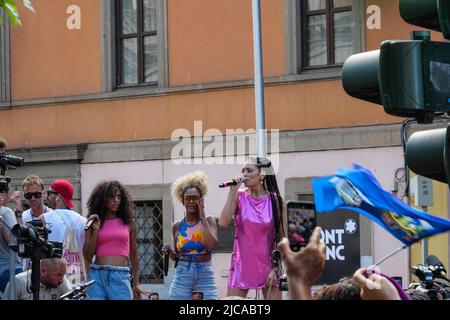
[192,291,204,300]
[286,201,317,252]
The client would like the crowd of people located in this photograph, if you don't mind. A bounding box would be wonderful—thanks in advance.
[0,136,447,300]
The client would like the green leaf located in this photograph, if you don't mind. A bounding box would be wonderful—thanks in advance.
[21,0,34,13]
[3,0,21,27]
[0,0,34,27]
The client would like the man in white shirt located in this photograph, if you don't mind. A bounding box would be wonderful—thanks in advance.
[12,175,53,224]
[11,175,53,272]
[42,179,87,286]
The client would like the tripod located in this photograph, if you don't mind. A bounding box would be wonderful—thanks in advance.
[29,258,41,300]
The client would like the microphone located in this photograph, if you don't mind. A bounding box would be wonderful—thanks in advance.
[426,254,443,267]
[219,176,244,188]
[163,244,170,277]
[84,217,95,231]
[426,254,447,278]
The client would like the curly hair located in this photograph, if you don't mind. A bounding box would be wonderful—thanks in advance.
[171,171,209,203]
[87,180,134,226]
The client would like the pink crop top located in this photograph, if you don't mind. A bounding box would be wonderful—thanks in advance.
[95,218,130,257]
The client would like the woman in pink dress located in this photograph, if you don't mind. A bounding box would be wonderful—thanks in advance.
[219,157,286,299]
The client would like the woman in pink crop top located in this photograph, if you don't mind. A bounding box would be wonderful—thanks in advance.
[219,157,287,300]
[163,171,219,299]
[83,181,151,300]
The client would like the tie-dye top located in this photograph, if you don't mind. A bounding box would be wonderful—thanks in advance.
[176,218,209,256]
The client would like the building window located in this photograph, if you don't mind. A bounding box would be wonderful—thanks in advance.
[116,0,159,86]
[215,218,235,253]
[135,200,163,284]
[301,0,353,69]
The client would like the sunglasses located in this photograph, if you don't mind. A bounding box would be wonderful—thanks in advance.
[183,195,201,203]
[47,190,58,196]
[24,191,43,200]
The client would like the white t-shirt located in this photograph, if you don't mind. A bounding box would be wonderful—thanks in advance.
[43,209,87,255]
[43,209,87,285]
[22,206,53,224]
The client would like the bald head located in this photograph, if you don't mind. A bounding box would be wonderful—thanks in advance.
[40,258,67,288]
[41,258,67,272]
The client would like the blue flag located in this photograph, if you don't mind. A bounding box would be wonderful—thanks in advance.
[312,163,450,246]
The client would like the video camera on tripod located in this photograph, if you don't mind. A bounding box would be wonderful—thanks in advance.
[0,151,24,193]
[9,220,63,259]
[7,220,63,300]
[408,255,450,300]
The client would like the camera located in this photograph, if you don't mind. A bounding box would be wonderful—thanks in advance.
[0,151,24,194]
[412,264,434,289]
[0,151,24,175]
[0,176,10,193]
[407,255,450,300]
[10,220,63,259]
[278,274,288,291]
[60,280,95,300]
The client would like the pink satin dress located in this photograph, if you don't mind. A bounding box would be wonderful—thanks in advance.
[227,190,275,289]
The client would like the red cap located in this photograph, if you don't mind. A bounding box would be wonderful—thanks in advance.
[50,179,74,209]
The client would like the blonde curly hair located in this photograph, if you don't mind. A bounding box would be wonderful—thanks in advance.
[171,171,209,203]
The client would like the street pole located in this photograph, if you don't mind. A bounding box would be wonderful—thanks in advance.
[252,0,266,159]
[421,206,428,264]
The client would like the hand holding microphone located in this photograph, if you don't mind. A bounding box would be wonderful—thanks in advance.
[85,214,100,231]
[219,176,246,188]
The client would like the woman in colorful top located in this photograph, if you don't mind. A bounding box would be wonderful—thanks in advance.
[165,171,219,300]
[83,181,151,300]
[219,157,286,300]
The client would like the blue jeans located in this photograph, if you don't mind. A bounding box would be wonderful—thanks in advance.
[0,268,23,294]
[86,264,132,300]
[168,260,218,300]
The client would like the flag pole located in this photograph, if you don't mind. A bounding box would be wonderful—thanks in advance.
[252,0,266,158]
[372,244,408,267]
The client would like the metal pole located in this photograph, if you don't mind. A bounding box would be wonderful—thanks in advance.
[8,244,16,300]
[252,0,266,158]
[373,245,408,267]
[421,206,428,264]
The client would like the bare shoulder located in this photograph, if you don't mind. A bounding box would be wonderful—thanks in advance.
[129,218,137,231]
[206,216,217,225]
[172,220,181,233]
[172,220,181,229]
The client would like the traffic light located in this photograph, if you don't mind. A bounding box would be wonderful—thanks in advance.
[342,0,450,124]
[405,124,450,184]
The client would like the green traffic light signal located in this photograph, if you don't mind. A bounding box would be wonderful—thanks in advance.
[399,0,450,39]
[406,124,450,184]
